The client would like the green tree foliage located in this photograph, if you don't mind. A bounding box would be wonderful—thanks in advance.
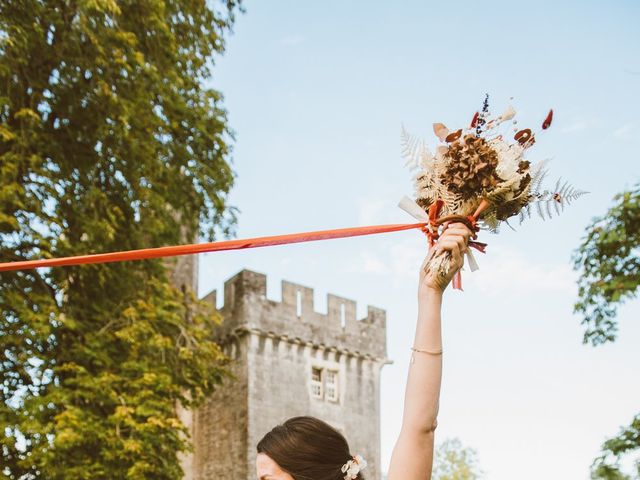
[432,438,484,480]
[572,183,640,479]
[1,1,242,478]
[590,414,640,480]
[572,183,640,346]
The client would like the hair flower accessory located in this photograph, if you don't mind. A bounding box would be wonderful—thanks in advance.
[341,454,367,480]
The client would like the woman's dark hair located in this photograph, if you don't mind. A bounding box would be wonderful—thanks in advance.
[256,416,366,480]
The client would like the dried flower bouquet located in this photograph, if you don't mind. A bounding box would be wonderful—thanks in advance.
[399,95,587,290]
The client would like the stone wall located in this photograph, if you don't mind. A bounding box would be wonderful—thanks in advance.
[191,335,250,479]
[247,333,386,480]
[187,268,391,480]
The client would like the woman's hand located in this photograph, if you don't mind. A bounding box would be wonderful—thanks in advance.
[418,222,473,295]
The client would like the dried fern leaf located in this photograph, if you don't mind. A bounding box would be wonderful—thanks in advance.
[536,199,545,220]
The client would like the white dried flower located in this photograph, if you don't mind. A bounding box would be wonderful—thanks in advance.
[341,454,367,480]
[500,105,516,121]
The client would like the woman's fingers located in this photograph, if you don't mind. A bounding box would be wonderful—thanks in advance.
[440,224,472,250]
[435,236,466,270]
[434,242,463,271]
[442,227,472,240]
[438,233,468,253]
[435,238,461,258]
[441,222,473,240]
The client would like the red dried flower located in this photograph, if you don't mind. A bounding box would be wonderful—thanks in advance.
[542,109,553,130]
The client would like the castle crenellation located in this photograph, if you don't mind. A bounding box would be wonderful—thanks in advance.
[186,268,390,480]
[202,269,388,360]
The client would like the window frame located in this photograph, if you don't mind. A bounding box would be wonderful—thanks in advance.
[310,366,323,399]
[325,369,339,402]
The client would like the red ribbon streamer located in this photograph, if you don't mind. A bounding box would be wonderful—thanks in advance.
[452,240,488,288]
[1,212,489,292]
[0,222,429,272]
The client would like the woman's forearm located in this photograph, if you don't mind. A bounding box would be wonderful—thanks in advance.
[400,289,443,435]
[388,224,470,480]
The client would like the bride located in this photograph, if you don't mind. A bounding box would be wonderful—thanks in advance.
[255,222,473,480]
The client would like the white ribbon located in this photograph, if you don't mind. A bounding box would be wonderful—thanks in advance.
[397,195,429,222]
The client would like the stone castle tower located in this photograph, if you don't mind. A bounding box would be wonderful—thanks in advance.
[173,264,391,480]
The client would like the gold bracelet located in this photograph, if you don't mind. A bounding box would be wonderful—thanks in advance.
[410,347,443,363]
[411,346,443,355]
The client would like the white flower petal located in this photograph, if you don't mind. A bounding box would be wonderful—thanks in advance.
[500,105,516,121]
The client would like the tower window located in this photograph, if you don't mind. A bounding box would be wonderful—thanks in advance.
[311,367,323,398]
[310,366,340,402]
[325,370,339,402]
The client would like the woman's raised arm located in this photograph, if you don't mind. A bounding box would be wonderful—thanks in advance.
[387,222,472,480]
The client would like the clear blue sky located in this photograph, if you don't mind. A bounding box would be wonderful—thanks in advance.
[199,1,640,478]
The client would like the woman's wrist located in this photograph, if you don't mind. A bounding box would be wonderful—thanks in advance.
[418,284,444,301]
